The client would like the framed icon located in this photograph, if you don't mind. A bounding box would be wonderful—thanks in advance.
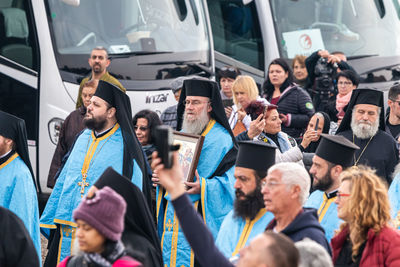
[173,131,205,182]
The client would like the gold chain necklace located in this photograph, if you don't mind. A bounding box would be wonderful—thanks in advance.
[352,134,374,166]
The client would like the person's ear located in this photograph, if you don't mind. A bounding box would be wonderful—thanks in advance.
[331,165,343,179]
[207,103,212,113]
[108,107,116,118]
[105,58,111,68]
[291,184,301,200]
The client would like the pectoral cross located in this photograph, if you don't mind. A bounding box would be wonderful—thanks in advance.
[166,219,173,231]
[78,173,89,198]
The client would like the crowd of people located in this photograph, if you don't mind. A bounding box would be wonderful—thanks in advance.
[2,46,400,267]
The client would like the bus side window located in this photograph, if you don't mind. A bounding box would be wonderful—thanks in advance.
[208,0,264,71]
[0,2,38,71]
[0,73,38,141]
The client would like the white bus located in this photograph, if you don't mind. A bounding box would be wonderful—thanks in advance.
[207,0,400,93]
[0,0,214,207]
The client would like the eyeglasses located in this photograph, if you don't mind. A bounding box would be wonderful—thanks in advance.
[261,180,284,189]
[134,125,148,131]
[337,192,350,200]
[183,100,210,106]
[337,81,352,86]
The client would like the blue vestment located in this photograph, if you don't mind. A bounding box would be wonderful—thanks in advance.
[305,190,341,242]
[215,208,273,258]
[40,124,143,264]
[389,174,400,227]
[156,120,236,267]
[0,153,41,260]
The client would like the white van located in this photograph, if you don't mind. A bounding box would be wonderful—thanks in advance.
[0,0,214,208]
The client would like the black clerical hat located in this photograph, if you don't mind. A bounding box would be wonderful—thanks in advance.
[0,111,35,187]
[184,79,212,98]
[236,141,276,172]
[336,88,385,134]
[315,134,359,167]
[94,80,123,107]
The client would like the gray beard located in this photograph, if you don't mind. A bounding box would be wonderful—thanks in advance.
[182,108,210,135]
[351,115,379,139]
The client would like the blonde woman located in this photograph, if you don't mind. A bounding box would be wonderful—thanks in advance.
[332,166,400,266]
[228,75,267,135]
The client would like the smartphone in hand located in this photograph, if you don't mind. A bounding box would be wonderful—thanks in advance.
[314,118,320,131]
[153,126,177,168]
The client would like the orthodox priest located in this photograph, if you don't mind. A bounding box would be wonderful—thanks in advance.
[40,81,151,266]
[336,88,398,184]
[156,78,238,267]
[0,111,41,259]
[215,141,275,259]
[305,134,359,241]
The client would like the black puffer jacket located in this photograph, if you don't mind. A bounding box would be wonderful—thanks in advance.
[269,85,315,138]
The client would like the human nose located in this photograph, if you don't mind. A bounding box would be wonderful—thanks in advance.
[234,179,240,189]
[76,228,83,238]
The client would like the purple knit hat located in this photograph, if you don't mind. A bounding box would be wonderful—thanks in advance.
[73,186,127,241]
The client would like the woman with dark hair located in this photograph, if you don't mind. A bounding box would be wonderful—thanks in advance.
[132,110,162,161]
[263,58,315,139]
[332,166,400,266]
[292,55,308,89]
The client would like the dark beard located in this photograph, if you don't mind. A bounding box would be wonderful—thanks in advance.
[234,183,265,221]
[83,116,107,132]
[313,172,334,192]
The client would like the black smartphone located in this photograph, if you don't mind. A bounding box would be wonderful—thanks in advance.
[314,118,320,131]
[153,125,180,169]
[222,99,234,108]
[153,125,174,168]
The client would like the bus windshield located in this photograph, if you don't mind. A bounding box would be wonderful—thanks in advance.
[270,0,400,59]
[45,0,211,80]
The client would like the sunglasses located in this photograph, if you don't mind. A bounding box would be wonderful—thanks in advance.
[220,66,236,72]
[134,125,148,131]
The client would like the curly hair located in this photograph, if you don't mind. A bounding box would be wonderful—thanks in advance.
[338,165,391,261]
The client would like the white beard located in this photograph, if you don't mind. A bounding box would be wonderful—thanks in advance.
[182,107,210,135]
[351,113,379,139]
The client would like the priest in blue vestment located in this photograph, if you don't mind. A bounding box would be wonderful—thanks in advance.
[155,78,238,267]
[305,134,359,241]
[0,111,41,260]
[40,81,151,266]
[216,141,275,259]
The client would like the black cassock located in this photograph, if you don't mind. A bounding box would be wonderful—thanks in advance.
[339,129,399,185]
[0,206,39,267]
